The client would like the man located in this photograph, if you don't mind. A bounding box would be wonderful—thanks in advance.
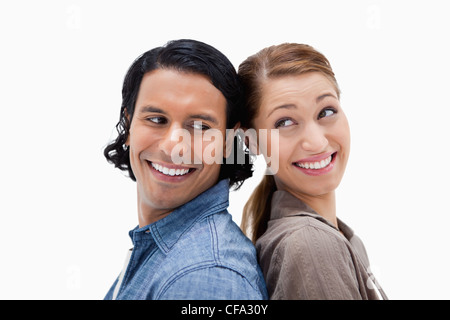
[103,39,267,299]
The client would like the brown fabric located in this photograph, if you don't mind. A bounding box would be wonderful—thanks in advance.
[256,190,387,300]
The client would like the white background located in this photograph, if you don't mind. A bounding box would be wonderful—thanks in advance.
[1,0,449,300]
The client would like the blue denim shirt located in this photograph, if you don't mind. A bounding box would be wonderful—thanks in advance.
[104,179,268,300]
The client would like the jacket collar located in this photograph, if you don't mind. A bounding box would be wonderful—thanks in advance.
[130,179,230,252]
[270,190,354,240]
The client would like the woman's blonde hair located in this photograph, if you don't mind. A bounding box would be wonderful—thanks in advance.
[238,43,340,243]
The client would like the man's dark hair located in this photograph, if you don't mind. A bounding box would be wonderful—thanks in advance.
[104,39,252,189]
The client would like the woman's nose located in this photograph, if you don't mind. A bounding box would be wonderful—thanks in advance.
[301,123,328,153]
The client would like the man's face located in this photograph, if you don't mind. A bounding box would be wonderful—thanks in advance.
[127,69,228,223]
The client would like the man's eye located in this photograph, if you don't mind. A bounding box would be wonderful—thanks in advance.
[192,121,210,131]
[275,118,295,128]
[318,108,337,119]
[147,117,167,124]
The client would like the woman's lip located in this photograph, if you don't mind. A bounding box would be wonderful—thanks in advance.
[292,152,337,176]
[294,151,335,164]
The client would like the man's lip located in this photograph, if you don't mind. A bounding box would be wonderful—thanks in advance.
[146,160,197,180]
[146,160,196,170]
[294,152,335,164]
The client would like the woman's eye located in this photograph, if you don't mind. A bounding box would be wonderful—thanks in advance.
[275,118,295,128]
[147,116,167,124]
[318,108,337,119]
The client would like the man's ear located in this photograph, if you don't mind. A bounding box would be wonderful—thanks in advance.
[223,123,260,158]
[224,122,240,159]
[245,133,260,155]
[244,127,260,155]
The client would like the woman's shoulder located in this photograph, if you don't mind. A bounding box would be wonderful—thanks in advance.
[257,215,352,263]
[262,214,343,242]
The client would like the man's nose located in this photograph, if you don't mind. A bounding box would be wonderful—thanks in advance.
[158,124,192,164]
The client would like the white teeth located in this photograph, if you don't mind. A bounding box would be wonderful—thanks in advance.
[151,162,190,176]
[296,155,332,170]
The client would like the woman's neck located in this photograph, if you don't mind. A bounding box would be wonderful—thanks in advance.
[301,192,337,228]
[277,183,338,228]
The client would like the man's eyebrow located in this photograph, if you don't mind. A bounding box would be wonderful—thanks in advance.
[189,114,219,125]
[138,106,219,124]
[139,105,166,114]
[267,104,297,118]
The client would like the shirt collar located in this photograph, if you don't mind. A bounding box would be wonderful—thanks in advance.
[130,179,230,252]
[270,190,354,240]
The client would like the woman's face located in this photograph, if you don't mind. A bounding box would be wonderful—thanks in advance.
[252,72,350,199]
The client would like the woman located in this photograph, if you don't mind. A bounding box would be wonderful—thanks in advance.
[239,43,387,300]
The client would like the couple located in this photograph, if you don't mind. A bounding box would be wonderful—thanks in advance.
[103,39,386,300]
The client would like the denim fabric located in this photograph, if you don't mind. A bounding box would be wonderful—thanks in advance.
[104,179,268,300]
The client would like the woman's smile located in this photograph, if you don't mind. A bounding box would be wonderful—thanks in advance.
[292,152,337,176]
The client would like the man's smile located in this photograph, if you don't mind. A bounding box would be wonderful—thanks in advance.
[150,161,193,176]
[147,160,197,179]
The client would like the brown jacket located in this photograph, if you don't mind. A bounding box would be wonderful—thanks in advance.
[256,190,387,300]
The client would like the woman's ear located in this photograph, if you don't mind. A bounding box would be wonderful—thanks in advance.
[124,108,131,146]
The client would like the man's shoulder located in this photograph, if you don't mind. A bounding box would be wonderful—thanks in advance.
[172,209,258,265]
[210,210,260,265]
[157,264,266,299]
[154,210,267,299]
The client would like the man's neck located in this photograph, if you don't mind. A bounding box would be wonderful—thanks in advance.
[136,193,173,228]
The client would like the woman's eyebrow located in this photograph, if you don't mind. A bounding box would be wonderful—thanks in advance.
[267,104,297,118]
[316,93,338,103]
[266,93,338,118]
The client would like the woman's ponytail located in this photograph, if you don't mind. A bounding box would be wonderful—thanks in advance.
[241,175,276,243]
